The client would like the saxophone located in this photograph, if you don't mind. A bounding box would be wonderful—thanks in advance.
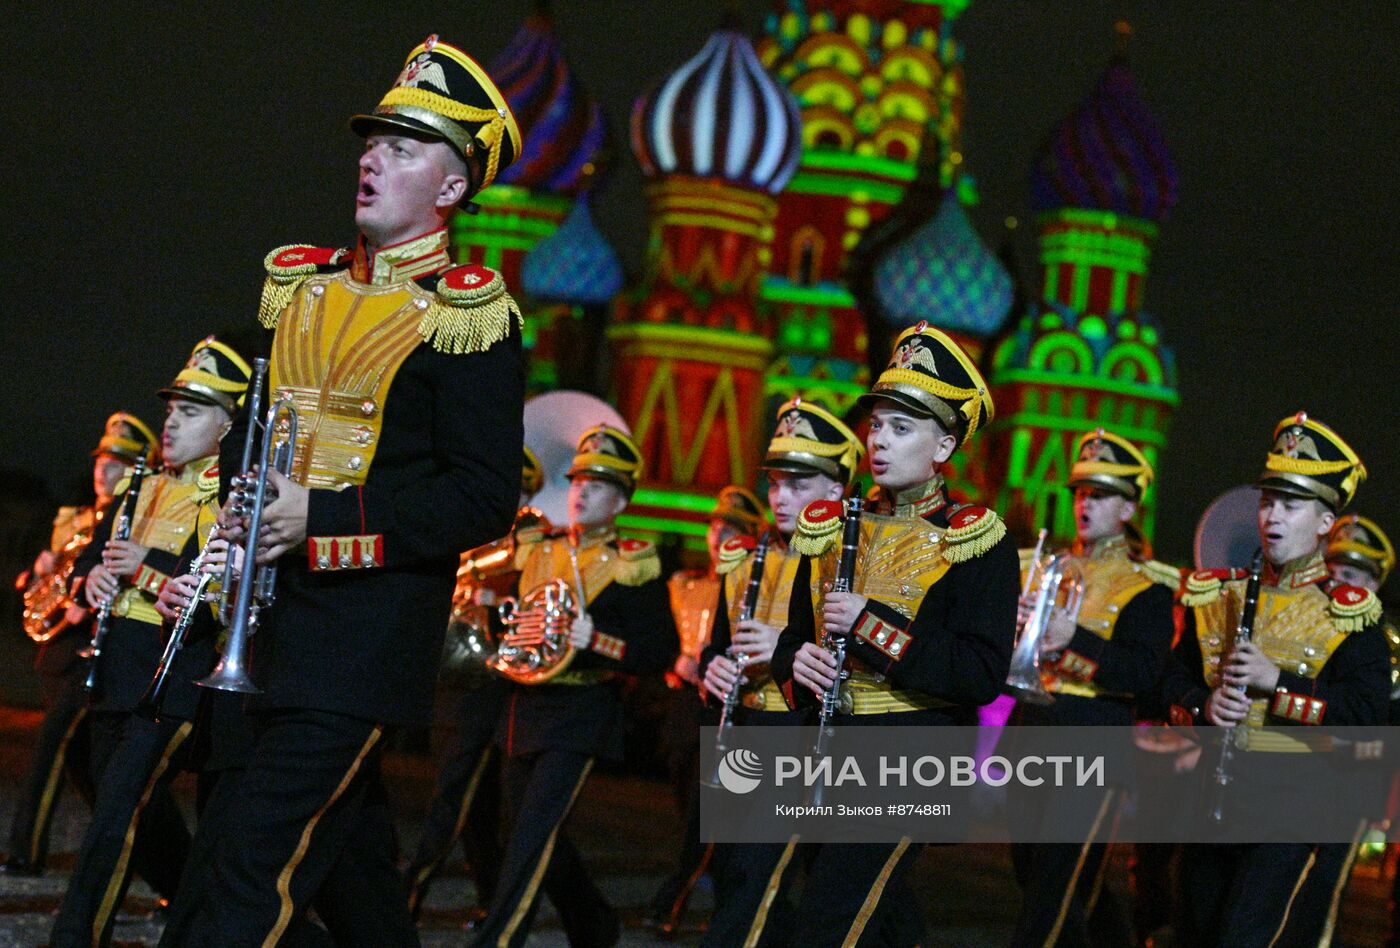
[21,513,100,643]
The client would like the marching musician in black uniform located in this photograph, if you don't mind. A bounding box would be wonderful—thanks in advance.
[1008,428,1179,947]
[697,396,863,947]
[183,35,526,946]
[647,485,766,936]
[4,413,154,877]
[1279,514,1398,946]
[772,321,1021,947]
[52,340,250,947]
[405,447,546,926]
[473,425,677,948]
[1163,413,1388,947]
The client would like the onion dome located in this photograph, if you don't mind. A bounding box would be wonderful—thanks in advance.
[873,191,1014,337]
[631,29,802,194]
[489,15,608,195]
[521,199,624,305]
[1030,57,1179,223]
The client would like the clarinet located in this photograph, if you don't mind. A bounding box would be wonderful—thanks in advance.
[84,457,149,695]
[135,539,216,720]
[1210,549,1265,824]
[813,498,863,760]
[703,532,771,788]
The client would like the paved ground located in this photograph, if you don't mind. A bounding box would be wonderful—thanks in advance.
[0,705,1390,946]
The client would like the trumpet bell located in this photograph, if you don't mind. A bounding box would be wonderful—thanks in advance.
[196,653,262,694]
[1004,672,1055,706]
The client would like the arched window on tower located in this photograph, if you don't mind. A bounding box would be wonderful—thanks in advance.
[790,226,825,286]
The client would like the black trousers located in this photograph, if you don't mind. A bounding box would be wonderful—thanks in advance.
[706,837,923,948]
[405,678,506,917]
[187,709,418,948]
[1276,823,1368,948]
[1009,787,1124,947]
[6,660,94,868]
[703,839,800,948]
[470,749,614,948]
[649,685,713,919]
[1181,843,1317,947]
[787,841,921,948]
[50,711,193,947]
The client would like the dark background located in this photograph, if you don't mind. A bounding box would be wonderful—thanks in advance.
[2,1,1396,564]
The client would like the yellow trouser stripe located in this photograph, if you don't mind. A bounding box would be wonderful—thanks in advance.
[93,721,192,945]
[1267,850,1318,948]
[263,726,383,948]
[412,746,495,893]
[1319,823,1366,948]
[497,758,595,948]
[30,705,87,863]
[1045,787,1118,948]
[744,835,799,948]
[843,837,912,948]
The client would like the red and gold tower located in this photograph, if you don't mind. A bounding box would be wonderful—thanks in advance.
[612,26,803,538]
[757,0,971,416]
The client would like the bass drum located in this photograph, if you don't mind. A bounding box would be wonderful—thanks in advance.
[524,391,629,527]
[1193,485,1261,570]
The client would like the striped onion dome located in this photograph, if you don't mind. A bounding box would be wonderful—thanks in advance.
[491,15,609,195]
[1030,58,1179,223]
[874,190,1013,337]
[521,199,624,305]
[631,29,802,195]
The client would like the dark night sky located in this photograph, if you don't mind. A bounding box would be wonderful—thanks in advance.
[2,1,1396,564]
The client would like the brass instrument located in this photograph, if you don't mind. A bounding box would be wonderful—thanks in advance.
[85,457,148,694]
[1210,549,1264,824]
[491,579,579,684]
[440,512,543,686]
[705,531,770,789]
[136,539,217,719]
[21,520,98,643]
[1005,532,1085,706]
[198,394,298,695]
[219,358,268,626]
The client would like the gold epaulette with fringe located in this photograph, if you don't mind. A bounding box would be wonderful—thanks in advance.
[792,500,844,557]
[422,264,521,355]
[258,244,349,328]
[943,505,1006,564]
[512,525,547,571]
[1330,585,1383,633]
[1182,568,1245,608]
[615,538,661,586]
[194,463,221,506]
[1141,558,1184,591]
[716,536,755,576]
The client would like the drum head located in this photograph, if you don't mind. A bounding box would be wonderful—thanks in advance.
[1193,485,1261,570]
[524,391,629,527]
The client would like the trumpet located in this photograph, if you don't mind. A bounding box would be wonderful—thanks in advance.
[704,531,770,789]
[198,394,298,695]
[219,359,268,626]
[136,539,217,719]
[1005,531,1085,706]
